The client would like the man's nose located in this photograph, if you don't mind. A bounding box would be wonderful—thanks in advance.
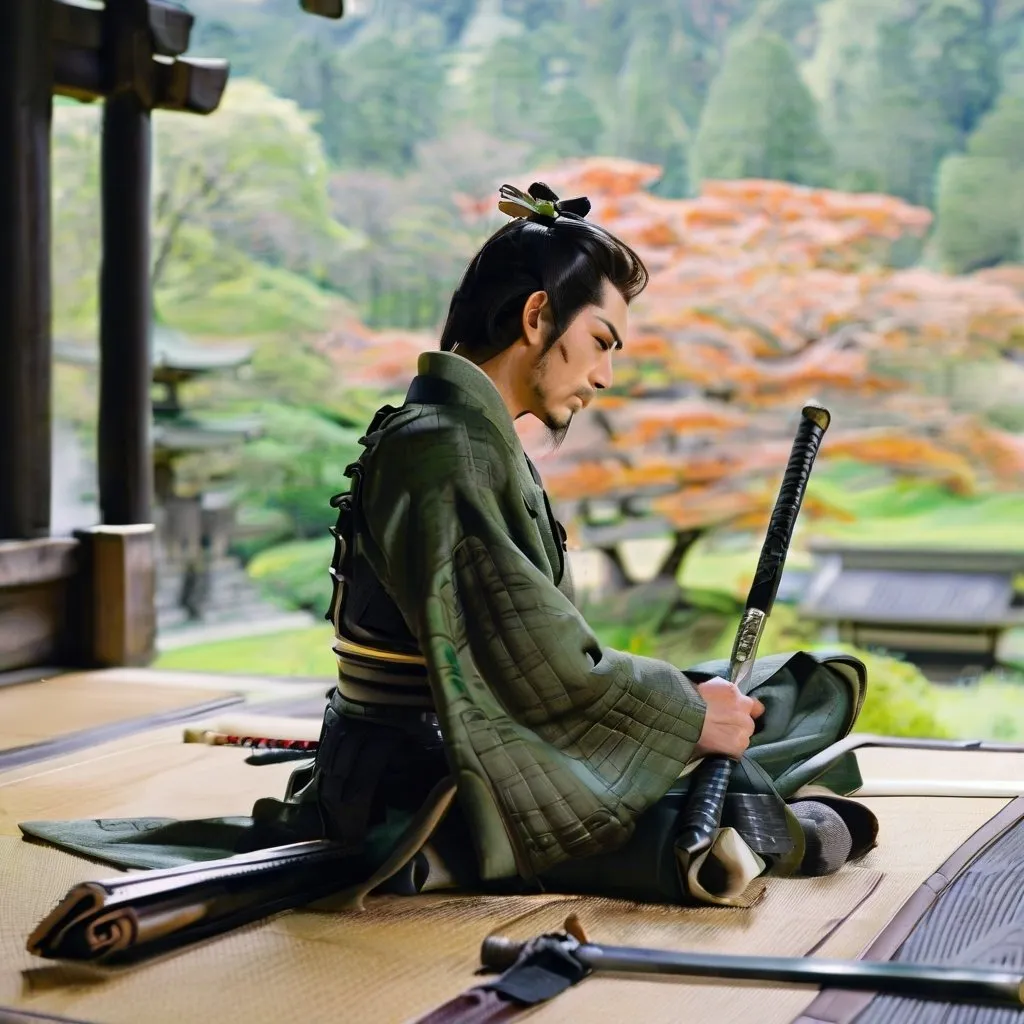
[590,350,613,391]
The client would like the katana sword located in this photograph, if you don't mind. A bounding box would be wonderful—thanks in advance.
[182,728,319,752]
[479,926,1024,1009]
[676,403,831,866]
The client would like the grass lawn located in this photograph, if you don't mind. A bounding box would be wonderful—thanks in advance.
[931,676,1024,741]
[154,626,336,678]
[809,471,1024,549]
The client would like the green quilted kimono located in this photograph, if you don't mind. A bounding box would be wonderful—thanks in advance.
[317,352,867,885]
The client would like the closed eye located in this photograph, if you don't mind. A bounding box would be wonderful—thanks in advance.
[595,336,613,352]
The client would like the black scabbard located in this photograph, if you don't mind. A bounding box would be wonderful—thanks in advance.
[676,404,831,864]
[478,932,1024,1010]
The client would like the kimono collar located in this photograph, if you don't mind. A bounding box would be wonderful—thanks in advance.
[413,351,522,455]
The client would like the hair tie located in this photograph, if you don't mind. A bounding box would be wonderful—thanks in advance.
[498,182,592,223]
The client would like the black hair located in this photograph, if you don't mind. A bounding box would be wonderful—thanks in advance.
[438,185,648,363]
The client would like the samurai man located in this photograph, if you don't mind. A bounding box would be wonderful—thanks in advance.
[264,182,876,906]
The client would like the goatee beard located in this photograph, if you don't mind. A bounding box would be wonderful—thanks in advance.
[545,417,571,451]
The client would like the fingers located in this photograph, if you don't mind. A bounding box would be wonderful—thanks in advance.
[697,677,765,718]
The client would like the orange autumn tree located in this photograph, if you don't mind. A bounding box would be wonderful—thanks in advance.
[498,162,1024,589]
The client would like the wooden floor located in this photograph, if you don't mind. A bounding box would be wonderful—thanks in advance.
[0,669,1020,1024]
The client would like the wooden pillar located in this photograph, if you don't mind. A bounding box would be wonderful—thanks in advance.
[0,0,53,539]
[73,525,156,666]
[97,0,154,527]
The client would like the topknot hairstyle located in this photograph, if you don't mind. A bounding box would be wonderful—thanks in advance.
[439,181,648,362]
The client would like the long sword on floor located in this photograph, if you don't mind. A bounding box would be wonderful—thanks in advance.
[675,402,831,881]
[409,913,1024,1024]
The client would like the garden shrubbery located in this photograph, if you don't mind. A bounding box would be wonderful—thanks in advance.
[247,537,333,614]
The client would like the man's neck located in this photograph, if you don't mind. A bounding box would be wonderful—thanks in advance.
[474,350,526,421]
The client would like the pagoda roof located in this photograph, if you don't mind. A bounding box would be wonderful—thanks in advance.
[151,325,253,378]
[54,325,253,379]
[153,414,262,454]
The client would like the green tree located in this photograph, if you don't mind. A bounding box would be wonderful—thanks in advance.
[151,78,350,293]
[910,0,1000,139]
[933,96,1024,270]
[609,12,701,197]
[51,101,103,334]
[933,155,1021,270]
[1001,35,1024,96]
[328,124,529,329]
[538,83,605,159]
[234,404,364,540]
[51,79,354,338]
[806,0,1000,204]
[690,30,832,188]
[458,35,550,147]
[321,30,446,172]
[448,9,615,164]
[743,0,823,58]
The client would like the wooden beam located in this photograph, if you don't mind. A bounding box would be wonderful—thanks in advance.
[52,0,193,58]
[0,580,71,671]
[0,538,77,672]
[52,1,101,51]
[53,45,104,104]
[54,46,229,112]
[97,0,153,527]
[52,0,227,110]
[153,56,230,115]
[0,539,78,588]
[0,0,53,540]
[300,0,345,18]
[146,0,194,57]
[72,526,156,666]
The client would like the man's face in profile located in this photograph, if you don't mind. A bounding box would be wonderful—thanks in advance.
[529,279,626,448]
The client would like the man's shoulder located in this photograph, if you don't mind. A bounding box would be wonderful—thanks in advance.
[366,401,514,487]
[373,401,508,454]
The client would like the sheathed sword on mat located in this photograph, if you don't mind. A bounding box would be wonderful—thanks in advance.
[675,402,831,872]
[408,916,1024,1024]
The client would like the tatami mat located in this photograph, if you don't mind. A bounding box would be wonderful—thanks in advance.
[0,674,243,771]
[0,838,883,1024]
[0,729,298,837]
[0,726,1014,1024]
[802,796,1007,958]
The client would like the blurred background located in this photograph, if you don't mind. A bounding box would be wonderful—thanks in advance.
[52,0,1024,740]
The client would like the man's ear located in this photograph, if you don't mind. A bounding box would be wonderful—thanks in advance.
[522,290,550,347]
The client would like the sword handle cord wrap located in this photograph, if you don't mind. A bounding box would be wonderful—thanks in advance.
[675,756,731,857]
[747,407,829,615]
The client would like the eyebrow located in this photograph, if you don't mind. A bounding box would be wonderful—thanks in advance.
[597,317,623,350]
